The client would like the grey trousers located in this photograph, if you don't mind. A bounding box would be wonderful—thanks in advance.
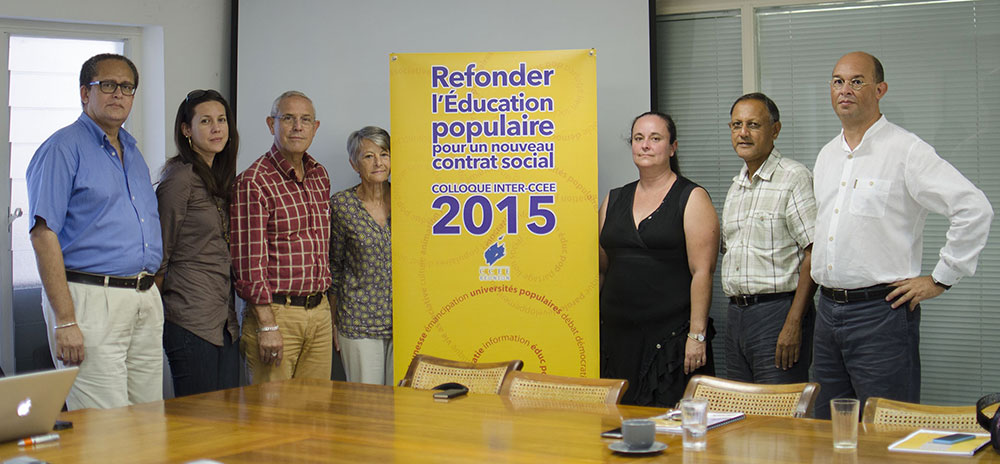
[725,295,814,384]
[812,294,920,419]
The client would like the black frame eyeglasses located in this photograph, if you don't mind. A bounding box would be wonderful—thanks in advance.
[89,80,137,96]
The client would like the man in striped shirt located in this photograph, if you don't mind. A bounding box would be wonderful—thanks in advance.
[231,90,333,383]
[721,93,818,385]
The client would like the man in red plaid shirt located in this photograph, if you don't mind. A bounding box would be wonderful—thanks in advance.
[231,90,333,383]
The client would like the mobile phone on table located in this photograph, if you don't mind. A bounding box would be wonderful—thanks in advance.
[433,388,468,400]
[53,420,73,431]
[601,427,623,439]
[932,433,976,445]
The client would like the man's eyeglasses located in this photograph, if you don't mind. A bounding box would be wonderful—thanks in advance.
[89,80,137,96]
[829,78,871,91]
[728,121,764,133]
[275,114,315,127]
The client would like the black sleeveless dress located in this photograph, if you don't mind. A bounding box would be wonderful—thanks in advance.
[600,176,715,407]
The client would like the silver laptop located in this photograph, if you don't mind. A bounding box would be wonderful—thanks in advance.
[0,367,78,444]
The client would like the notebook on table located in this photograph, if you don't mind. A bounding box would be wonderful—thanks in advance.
[888,429,991,456]
[650,410,746,434]
[0,367,78,444]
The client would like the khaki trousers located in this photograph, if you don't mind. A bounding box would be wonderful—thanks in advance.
[242,295,333,383]
[43,282,164,410]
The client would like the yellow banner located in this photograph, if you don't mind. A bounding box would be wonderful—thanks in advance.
[390,50,598,380]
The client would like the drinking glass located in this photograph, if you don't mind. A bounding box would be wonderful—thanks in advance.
[680,398,709,450]
[830,398,860,449]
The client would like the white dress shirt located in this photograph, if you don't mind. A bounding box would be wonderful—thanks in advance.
[721,150,816,296]
[811,116,992,289]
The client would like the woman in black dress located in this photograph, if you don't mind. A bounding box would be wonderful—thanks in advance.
[598,111,719,407]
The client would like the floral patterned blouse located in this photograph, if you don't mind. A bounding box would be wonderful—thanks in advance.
[330,185,392,339]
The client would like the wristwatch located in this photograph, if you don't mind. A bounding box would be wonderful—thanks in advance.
[687,332,705,342]
[932,276,952,290]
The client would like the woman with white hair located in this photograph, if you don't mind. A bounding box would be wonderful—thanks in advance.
[330,126,393,385]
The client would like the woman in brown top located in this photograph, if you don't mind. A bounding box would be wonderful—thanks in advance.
[156,89,240,396]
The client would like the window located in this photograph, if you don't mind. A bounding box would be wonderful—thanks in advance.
[757,0,1000,405]
[0,19,142,374]
[8,36,124,288]
[656,0,1000,404]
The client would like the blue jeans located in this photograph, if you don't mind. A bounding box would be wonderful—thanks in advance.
[725,295,814,384]
[812,295,920,419]
[164,320,240,397]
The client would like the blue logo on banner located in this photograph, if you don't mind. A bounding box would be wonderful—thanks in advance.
[480,236,511,281]
[484,236,506,266]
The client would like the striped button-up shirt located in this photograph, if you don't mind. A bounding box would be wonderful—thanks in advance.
[231,145,332,305]
[721,150,816,296]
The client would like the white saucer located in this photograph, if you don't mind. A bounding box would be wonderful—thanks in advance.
[608,441,667,454]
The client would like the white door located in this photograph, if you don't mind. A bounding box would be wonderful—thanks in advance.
[2,31,124,374]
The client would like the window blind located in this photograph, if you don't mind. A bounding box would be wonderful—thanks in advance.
[655,10,743,376]
[657,1,998,401]
[755,0,999,405]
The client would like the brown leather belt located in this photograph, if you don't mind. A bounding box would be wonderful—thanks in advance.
[65,269,155,291]
[820,284,893,304]
[272,293,324,309]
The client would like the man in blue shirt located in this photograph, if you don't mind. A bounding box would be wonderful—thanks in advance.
[26,53,164,410]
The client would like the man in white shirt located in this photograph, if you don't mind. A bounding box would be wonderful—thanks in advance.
[811,51,992,419]
[721,93,817,384]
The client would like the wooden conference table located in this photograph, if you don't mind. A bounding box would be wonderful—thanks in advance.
[1,379,997,463]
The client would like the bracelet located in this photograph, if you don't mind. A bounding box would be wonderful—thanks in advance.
[54,322,78,330]
[256,325,280,333]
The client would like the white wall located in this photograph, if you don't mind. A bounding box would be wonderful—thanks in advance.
[237,0,650,197]
[3,0,650,194]
[0,0,231,171]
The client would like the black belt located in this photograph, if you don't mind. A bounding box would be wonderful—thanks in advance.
[729,292,795,307]
[272,293,324,309]
[820,284,893,304]
[65,270,155,291]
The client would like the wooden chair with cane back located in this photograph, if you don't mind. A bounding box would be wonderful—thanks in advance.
[398,354,523,394]
[682,375,820,418]
[499,370,628,405]
[862,397,993,432]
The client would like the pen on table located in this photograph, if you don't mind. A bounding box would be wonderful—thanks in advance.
[18,433,60,446]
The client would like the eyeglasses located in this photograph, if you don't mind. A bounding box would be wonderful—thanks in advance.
[274,114,315,127]
[728,121,765,133]
[829,78,871,91]
[88,80,136,96]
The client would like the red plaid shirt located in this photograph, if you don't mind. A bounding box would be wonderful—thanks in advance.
[231,145,332,305]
